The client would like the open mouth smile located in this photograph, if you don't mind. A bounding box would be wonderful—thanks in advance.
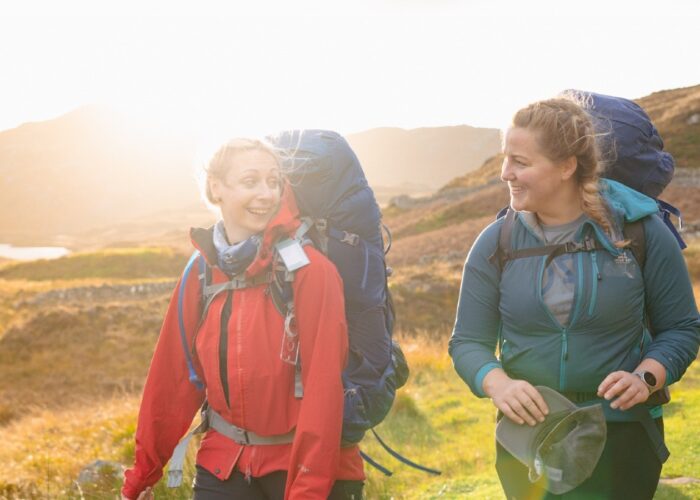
[247,208,271,216]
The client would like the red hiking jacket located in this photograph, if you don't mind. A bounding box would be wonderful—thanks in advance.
[122,188,364,499]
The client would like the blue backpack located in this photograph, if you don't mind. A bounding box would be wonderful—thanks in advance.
[569,90,685,248]
[269,129,408,445]
[174,130,439,478]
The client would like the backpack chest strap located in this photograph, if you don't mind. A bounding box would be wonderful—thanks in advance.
[201,272,274,310]
[204,272,273,296]
[501,237,605,267]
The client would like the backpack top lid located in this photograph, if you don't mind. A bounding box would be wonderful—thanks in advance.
[567,90,675,199]
[269,130,382,244]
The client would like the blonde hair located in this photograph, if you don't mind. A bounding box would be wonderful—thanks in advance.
[512,97,621,242]
[203,138,281,206]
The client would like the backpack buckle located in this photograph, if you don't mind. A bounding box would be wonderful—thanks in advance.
[314,218,328,234]
[341,231,360,246]
[582,238,596,251]
[563,241,583,253]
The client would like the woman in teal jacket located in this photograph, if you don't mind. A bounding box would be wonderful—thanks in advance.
[449,97,700,499]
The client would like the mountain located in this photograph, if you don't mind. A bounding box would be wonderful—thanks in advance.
[346,126,501,188]
[0,108,500,246]
[0,105,201,244]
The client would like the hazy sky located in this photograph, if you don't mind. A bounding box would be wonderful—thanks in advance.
[1,0,699,145]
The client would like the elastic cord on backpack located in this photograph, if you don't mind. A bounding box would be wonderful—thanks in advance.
[370,429,442,476]
[359,450,393,476]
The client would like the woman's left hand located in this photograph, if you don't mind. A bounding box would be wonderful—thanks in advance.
[597,371,649,410]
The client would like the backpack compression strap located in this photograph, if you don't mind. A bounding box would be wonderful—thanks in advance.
[657,199,686,250]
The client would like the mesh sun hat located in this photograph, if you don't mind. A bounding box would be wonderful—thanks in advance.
[496,386,607,494]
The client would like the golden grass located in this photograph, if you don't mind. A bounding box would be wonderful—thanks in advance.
[0,247,188,281]
[0,398,139,498]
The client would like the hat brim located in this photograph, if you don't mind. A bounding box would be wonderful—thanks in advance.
[495,386,578,465]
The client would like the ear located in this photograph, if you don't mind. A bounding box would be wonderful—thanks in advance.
[560,156,578,181]
[209,178,223,204]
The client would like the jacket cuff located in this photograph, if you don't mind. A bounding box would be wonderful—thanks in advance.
[643,353,676,386]
[474,362,502,398]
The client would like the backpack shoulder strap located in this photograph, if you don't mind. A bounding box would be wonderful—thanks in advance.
[177,251,206,390]
[490,208,516,271]
[623,218,646,270]
[269,232,316,400]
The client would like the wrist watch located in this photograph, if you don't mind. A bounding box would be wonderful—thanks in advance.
[633,370,657,393]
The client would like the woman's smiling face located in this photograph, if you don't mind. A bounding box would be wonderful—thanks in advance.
[501,126,570,215]
[209,149,282,243]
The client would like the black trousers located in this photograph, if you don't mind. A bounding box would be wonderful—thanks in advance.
[193,465,364,500]
[496,418,664,500]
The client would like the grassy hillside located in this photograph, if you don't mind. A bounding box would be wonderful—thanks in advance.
[636,85,700,169]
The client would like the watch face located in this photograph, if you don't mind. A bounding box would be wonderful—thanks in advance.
[643,371,657,387]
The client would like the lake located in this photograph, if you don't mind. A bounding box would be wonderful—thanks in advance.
[0,244,70,261]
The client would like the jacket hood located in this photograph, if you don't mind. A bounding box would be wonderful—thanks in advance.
[190,182,301,277]
[600,179,659,224]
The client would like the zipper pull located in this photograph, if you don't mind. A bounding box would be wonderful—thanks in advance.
[591,251,601,281]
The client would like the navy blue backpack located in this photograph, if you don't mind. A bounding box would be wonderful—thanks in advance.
[569,90,685,248]
[269,130,408,444]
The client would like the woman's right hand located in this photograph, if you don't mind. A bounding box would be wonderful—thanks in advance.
[122,487,153,500]
[482,368,549,426]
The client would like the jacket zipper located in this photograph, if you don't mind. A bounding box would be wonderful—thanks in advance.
[219,291,234,408]
[560,327,568,388]
[588,251,601,316]
[538,256,573,390]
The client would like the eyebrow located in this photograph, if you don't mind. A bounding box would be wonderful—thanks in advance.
[238,169,280,175]
[511,154,530,162]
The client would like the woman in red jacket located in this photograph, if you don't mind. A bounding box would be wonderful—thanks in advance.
[121,138,365,499]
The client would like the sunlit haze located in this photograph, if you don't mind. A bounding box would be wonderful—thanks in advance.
[1,0,699,150]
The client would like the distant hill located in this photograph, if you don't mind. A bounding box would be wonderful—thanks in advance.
[0,105,200,245]
[0,108,500,246]
[636,84,700,168]
[347,126,501,188]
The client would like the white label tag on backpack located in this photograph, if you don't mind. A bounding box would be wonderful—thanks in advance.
[275,238,310,272]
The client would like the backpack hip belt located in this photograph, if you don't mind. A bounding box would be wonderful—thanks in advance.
[167,406,295,488]
[207,406,295,446]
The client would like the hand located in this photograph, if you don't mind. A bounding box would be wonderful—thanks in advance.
[597,371,649,410]
[483,369,549,426]
[122,487,153,500]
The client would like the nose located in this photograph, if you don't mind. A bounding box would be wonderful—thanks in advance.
[255,181,276,201]
[501,157,515,182]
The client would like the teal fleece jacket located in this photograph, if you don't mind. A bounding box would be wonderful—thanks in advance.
[449,180,700,399]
